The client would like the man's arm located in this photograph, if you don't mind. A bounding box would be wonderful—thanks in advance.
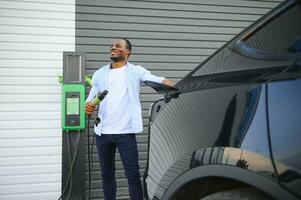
[85,74,99,115]
[139,65,174,87]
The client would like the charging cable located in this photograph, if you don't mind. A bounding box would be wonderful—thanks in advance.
[57,130,81,200]
[87,90,108,200]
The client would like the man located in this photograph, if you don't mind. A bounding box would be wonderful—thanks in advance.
[85,38,173,200]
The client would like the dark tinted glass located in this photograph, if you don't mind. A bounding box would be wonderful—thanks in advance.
[268,78,301,197]
[268,78,301,169]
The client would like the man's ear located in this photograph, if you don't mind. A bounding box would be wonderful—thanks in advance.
[126,49,131,56]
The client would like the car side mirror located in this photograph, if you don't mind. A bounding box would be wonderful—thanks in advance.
[142,81,180,103]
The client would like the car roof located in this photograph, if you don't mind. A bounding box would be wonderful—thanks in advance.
[176,0,301,94]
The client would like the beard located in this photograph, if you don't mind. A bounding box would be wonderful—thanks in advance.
[110,55,125,62]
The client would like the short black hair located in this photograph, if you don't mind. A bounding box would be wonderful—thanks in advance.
[120,38,132,54]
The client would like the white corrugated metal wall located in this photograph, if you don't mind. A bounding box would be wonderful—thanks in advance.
[0,0,75,199]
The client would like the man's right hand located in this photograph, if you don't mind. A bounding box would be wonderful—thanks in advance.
[85,102,96,116]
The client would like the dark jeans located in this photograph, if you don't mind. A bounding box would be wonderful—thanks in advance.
[95,134,143,200]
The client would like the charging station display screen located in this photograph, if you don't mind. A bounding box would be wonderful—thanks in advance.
[67,97,79,115]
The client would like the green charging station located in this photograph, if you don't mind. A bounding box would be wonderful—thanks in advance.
[60,52,86,200]
[61,84,85,130]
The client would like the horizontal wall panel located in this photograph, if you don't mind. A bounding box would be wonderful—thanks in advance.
[77,21,244,34]
[0,52,61,60]
[0,129,61,139]
[0,111,60,121]
[77,6,262,21]
[0,77,60,85]
[136,0,281,7]
[77,13,254,27]
[0,173,61,185]
[0,94,60,103]
[77,30,234,41]
[0,103,60,112]
[0,0,75,199]
[0,0,74,12]
[0,147,61,158]
[0,85,60,94]
[0,156,61,167]
[0,68,61,77]
[0,17,74,28]
[4,0,74,4]
[0,59,63,69]
[0,192,60,200]
[0,42,74,52]
[0,138,61,148]
[0,120,60,130]
[0,25,74,36]
[0,33,75,44]
[0,182,60,195]
[79,0,280,9]
[0,8,74,20]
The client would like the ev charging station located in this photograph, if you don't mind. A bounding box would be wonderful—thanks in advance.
[60,52,86,200]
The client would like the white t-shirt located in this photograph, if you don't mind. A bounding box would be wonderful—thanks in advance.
[86,62,166,135]
[101,66,132,134]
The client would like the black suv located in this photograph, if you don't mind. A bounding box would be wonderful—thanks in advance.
[143,0,301,199]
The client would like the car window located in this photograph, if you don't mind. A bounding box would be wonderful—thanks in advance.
[268,78,301,170]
